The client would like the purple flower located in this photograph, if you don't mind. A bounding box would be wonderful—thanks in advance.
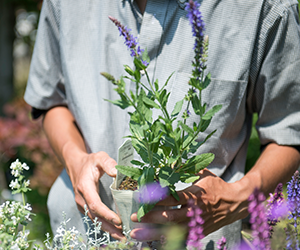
[287,171,300,224]
[266,183,288,238]
[136,182,168,204]
[186,199,204,250]
[185,0,206,78]
[109,16,149,66]
[232,241,251,250]
[217,236,227,250]
[286,170,300,249]
[248,188,271,250]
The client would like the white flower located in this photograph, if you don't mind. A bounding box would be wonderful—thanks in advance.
[10,159,20,169]
[9,179,20,190]
[10,159,30,178]
[25,213,31,221]
[11,169,20,178]
[11,216,18,225]
[10,243,20,250]
[24,203,32,211]
[21,163,29,170]
[24,180,30,188]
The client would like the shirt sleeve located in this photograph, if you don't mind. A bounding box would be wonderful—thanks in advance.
[249,1,300,146]
[24,0,67,111]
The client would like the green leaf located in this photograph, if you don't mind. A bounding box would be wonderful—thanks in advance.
[134,57,147,70]
[158,167,180,187]
[124,65,134,76]
[131,138,150,164]
[199,118,211,132]
[171,100,184,118]
[167,154,180,165]
[189,78,202,91]
[202,104,222,120]
[104,98,130,109]
[115,165,142,180]
[191,94,201,115]
[131,160,145,166]
[178,121,194,135]
[179,173,200,183]
[137,203,156,221]
[162,134,176,148]
[133,69,141,82]
[169,185,179,201]
[142,96,160,109]
[100,72,116,83]
[181,153,215,173]
[158,72,175,94]
[154,79,159,91]
[139,167,155,186]
[202,73,211,90]
[158,89,170,108]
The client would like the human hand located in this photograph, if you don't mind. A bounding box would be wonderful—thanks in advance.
[67,151,126,241]
[129,169,249,241]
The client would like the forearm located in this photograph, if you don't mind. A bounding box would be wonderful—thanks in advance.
[42,106,87,175]
[237,143,300,200]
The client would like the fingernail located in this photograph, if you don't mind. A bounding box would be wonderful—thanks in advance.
[112,218,122,226]
[131,229,147,240]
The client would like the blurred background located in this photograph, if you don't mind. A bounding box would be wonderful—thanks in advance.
[0,0,63,241]
[0,0,299,244]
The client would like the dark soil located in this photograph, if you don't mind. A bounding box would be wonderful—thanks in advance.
[118,176,138,191]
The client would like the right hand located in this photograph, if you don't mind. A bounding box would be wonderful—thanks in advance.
[67,151,126,240]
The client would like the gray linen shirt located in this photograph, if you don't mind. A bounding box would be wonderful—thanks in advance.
[24,0,300,248]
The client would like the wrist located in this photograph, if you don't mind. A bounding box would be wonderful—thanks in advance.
[62,140,88,176]
[231,172,263,219]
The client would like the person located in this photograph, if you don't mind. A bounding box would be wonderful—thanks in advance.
[24,0,300,248]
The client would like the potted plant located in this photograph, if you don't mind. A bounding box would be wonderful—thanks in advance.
[101,0,222,231]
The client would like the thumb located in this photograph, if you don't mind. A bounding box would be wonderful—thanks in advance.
[97,151,118,177]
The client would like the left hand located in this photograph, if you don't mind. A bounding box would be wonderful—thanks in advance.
[130,169,250,241]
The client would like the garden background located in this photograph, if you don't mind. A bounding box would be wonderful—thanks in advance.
[0,0,300,245]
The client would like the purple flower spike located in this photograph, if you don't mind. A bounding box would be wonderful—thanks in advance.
[109,16,148,66]
[286,170,300,249]
[232,241,251,250]
[136,182,168,204]
[248,188,271,250]
[187,199,204,250]
[217,236,227,250]
[266,183,287,238]
[185,0,206,78]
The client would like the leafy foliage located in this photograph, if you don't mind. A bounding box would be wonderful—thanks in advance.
[102,39,221,220]
[102,12,222,220]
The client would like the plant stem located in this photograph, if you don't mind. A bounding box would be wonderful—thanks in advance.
[22,191,26,233]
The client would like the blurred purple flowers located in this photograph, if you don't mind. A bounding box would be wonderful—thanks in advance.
[109,16,148,66]
[286,170,300,249]
[266,183,288,238]
[136,182,168,204]
[287,170,300,226]
[186,199,204,250]
[217,236,227,250]
[248,188,271,250]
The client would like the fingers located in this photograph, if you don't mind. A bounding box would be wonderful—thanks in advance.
[131,205,189,225]
[83,181,122,225]
[157,184,203,207]
[130,222,188,241]
[130,226,163,241]
[95,151,117,177]
[73,152,124,239]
